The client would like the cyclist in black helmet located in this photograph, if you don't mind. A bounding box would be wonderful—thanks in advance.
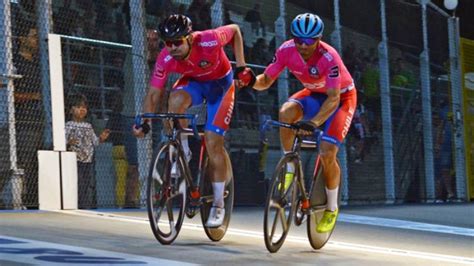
[134,14,254,227]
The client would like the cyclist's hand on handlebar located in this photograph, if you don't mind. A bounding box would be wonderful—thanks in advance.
[234,66,256,89]
[295,120,318,133]
[133,120,150,138]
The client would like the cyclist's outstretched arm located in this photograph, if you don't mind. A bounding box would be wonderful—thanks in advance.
[253,73,275,91]
[226,24,246,68]
[133,85,164,138]
[143,85,165,113]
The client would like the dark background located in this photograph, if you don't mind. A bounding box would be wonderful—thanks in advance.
[290,0,473,67]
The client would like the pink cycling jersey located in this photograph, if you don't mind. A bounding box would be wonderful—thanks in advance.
[264,40,354,93]
[150,25,235,89]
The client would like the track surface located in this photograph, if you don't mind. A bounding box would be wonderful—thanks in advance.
[1,204,473,265]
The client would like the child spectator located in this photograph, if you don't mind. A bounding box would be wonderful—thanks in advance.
[66,94,110,209]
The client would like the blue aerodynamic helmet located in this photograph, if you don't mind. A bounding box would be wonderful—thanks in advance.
[290,13,324,38]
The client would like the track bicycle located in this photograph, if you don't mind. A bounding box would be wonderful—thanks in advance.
[260,119,341,253]
[135,113,234,245]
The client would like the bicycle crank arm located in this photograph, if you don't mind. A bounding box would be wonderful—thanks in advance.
[200,190,230,204]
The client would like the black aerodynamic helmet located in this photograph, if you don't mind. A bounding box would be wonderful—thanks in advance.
[158,14,193,40]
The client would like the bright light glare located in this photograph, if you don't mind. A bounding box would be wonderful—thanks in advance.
[444,0,458,10]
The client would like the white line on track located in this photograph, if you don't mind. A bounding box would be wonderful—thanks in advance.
[56,210,474,265]
[339,213,474,237]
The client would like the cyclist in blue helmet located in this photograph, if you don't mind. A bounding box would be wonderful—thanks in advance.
[291,13,324,39]
[237,13,357,233]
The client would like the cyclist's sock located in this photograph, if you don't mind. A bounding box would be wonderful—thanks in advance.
[286,161,295,173]
[181,135,190,160]
[326,186,339,211]
[212,181,225,208]
[283,150,295,173]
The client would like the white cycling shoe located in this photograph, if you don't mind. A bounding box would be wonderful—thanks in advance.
[205,206,225,228]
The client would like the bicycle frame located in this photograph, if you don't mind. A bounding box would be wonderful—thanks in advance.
[260,119,323,213]
[135,113,206,202]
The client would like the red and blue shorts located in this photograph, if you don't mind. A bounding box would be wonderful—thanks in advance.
[173,71,235,136]
[288,87,357,146]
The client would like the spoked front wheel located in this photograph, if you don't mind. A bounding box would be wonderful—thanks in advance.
[200,156,234,242]
[307,159,341,249]
[263,155,298,253]
[147,143,187,245]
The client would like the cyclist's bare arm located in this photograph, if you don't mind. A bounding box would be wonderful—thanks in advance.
[253,73,275,91]
[133,85,164,137]
[143,85,165,113]
[226,24,246,68]
[311,88,340,127]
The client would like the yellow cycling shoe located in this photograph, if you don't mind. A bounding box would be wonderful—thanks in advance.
[316,208,339,233]
[278,172,294,191]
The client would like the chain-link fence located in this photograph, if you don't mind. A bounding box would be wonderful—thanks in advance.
[0,0,469,210]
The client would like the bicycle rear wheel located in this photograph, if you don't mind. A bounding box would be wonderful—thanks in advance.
[200,155,234,241]
[147,142,187,245]
[306,159,341,249]
[263,155,298,253]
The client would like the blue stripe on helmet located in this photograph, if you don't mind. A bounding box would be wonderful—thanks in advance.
[306,15,315,35]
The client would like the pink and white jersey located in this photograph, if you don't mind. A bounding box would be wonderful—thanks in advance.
[150,25,235,89]
[264,40,354,93]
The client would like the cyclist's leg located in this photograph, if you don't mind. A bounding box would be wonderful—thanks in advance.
[201,72,234,227]
[279,89,321,188]
[168,78,204,158]
[316,89,356,232]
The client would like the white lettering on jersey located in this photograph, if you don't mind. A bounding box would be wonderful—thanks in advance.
[198,40,218,47]
[342,107,355,137]
[224,100,234,125]
[164,55,172,63]
[323,52,333,61]
[280,42,295,50]
[303,82,325,89]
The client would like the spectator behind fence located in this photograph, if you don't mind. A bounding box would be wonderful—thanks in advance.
[349,92,370,164]
[245,3,265,36]
[391,57,416,89]
[186,0,212,31]
[106,93,140,208]
[12,26,45,209]
[53,0,79,35]
[146,28,160,71]
[66,94,110,209]
[146,0,174,19]
[250,38,272,65]
[434,99,456,202]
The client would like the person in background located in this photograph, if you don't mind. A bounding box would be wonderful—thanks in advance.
[66,94,110,209]
[434,99,456,202]
[146,28,160,71]
[244,3,265,36]
[106,92,140,208]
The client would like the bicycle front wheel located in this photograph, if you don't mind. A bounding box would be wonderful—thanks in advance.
[147,142,187,245]
[263,155,298,253]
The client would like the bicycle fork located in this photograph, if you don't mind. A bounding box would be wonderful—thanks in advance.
[189,137,207,204]
[295,157,311,211]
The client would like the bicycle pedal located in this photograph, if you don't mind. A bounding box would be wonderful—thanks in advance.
[186,205,198,218]
[189,197,201,207]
